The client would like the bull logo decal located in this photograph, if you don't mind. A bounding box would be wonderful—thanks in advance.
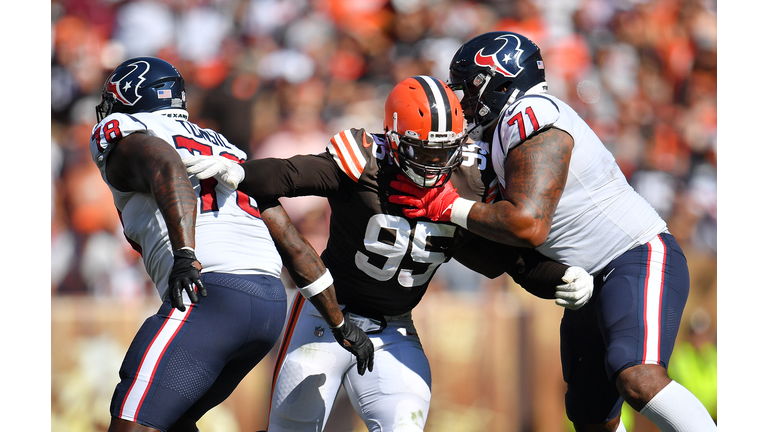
[106,60,150,106]
[473,34,524,78]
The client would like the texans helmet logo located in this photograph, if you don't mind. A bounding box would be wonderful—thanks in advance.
[473,34,525,78]
[106,60,150,106]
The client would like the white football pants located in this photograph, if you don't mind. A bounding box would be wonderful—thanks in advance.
[267,296,431,432]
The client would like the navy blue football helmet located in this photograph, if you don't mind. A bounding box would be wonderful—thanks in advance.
[448,32,547,139]
[96,56,187,122]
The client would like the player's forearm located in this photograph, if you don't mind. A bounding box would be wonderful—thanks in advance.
[153,171,198,251]
[508,249,569,299]
[452,233,566,298]
[150,161,197,250]
[238,158,295,200]
[279,237,344,327]
[260,202,344,327]
[146,145,199,250]
[450,232,516,279]
[474,127,570,247]
[307,286,344,327]
[239,154,342,200]
[465,199,547,248]
[261,202,325,284]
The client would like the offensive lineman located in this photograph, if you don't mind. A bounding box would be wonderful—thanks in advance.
[389,32,717,431]
[184,75,594,431]
[90,56,372,432]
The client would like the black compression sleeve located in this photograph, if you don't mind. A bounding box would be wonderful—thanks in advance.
[508,248,567,299]
[451,233,505,279]
[238,153,344,200]
[453,234,566,299]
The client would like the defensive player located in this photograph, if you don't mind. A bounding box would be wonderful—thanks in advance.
[184,75,594,431]
[90,56,372,432]
[388,32,717,432]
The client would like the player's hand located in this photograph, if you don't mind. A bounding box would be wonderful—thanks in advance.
[388,174,460,222]
[331,317,375,376]
[183,155,245,190]
[168,248,207,312]
[555,266,593,310]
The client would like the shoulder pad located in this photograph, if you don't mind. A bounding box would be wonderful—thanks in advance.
[497,94,561,151]
[326,128,379,182]
[91,112,150,153]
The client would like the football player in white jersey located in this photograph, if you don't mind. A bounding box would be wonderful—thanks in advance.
[90,56,372,432]
[184,75,594,431]
[389,32,717,432]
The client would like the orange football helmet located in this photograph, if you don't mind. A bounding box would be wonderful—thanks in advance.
[384,75,467,188]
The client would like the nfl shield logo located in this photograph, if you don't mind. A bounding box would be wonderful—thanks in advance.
[314,326,325,337]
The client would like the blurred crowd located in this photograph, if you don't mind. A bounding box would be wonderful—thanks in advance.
[51,0,717,300]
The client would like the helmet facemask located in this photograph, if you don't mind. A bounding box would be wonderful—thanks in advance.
[95,91,115,123]
[386,123,466,188]
[448,73,494,141]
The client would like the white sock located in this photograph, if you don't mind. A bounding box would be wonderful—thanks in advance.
[639,380,717,431]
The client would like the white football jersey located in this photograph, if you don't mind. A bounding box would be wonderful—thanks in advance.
[489,94,667,274]
[90,110,283,298]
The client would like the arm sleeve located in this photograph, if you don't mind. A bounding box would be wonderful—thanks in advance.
[451,233,505,279]
[507,248,566,299]
[237,153,348,201]
[452,234,566,299]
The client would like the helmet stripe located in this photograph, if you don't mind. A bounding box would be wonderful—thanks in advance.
[414,76,452,132]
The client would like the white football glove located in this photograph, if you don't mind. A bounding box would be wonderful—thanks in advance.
[555,266,594,310]
[183,155,245,190]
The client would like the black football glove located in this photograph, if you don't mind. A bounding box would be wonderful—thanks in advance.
[168,248,206,312]
[331,317,375,376]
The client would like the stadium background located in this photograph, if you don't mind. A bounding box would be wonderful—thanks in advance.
[50,0,717,431]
